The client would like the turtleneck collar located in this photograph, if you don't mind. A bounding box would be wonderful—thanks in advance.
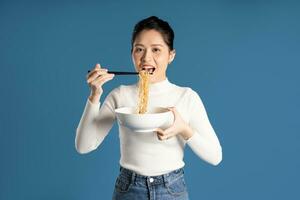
[149,77,172,92]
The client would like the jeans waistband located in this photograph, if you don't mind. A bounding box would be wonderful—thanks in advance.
[119,166,184,186]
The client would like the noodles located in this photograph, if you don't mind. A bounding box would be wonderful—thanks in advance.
[137,70,150,114]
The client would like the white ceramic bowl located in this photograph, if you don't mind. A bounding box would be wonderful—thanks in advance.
[115,107,174,132]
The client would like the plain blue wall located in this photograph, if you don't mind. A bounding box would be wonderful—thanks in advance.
[1,0,299,199]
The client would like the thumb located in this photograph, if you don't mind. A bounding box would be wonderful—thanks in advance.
[94,63,101,69]
[167,107,177,122]
[167,107,177,114]
[167,106,175,111]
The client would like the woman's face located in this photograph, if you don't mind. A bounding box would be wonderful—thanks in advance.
[132,29,176,83]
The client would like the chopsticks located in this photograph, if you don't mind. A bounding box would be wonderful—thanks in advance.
[87,70,139,75]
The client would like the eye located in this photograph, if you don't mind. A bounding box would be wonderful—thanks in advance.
[153,48,160,53]
[135,47,144,53]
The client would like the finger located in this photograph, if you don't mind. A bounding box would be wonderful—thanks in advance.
[156,130,172,141]
[167,107,177,121]
[86,69,109,83]
[156,131,164,136]
[87,63,106,76]
[87,68,108,78]
[98,75,115,85]
[155,128,167,136]
[91,74,114,87]
[155,128,163,133]
[172,107,179,116]
[160,134,171,140]
[90,75,113,87]
[170,107,179,117]
[87,63,101,76]
[94,73,115,83]
[157,134,164,141]
[94,63,101,70]
[163,126,175,136]
[157,135,162,140]
[167,107,175,112]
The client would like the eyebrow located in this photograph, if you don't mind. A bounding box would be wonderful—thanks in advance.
[134,44,164,47]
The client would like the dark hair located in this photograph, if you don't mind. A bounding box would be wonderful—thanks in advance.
[131,16,175,52]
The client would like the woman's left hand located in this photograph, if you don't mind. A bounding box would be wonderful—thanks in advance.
[156,107,194,141]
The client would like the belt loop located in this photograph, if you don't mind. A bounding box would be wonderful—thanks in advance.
[162,173,168,187]
[131,171,136,184]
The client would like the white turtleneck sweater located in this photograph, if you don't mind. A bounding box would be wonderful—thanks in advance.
[75,78,222,176]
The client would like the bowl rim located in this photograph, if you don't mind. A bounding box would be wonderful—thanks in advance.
[114,106,171,116]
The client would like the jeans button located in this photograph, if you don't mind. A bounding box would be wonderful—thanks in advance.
[149,178,154,183]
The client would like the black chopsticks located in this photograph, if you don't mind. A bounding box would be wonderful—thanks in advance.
[87,70,139,75]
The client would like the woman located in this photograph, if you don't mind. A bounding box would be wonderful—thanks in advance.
[75,16,222,200]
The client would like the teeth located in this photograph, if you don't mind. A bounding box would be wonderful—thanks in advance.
[142,67,155,74]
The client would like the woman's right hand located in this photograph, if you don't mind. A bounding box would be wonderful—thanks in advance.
[86,63,115,98]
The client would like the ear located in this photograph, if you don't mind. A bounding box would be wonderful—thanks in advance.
[168,49,176,64]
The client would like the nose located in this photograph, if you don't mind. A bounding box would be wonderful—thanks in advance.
[141,49,152,63]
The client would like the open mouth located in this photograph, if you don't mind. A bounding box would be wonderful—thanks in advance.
[141,66,156,75]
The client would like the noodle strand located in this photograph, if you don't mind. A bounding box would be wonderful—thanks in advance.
[137,70,150,114]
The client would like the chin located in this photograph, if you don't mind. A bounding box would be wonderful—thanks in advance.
[149,78,155,83]
[148,76,157,83]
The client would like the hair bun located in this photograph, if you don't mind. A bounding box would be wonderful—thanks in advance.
[148,16,159,20]
[131,16,175,51]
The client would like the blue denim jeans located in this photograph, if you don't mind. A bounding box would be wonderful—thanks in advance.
[112,166,189,200]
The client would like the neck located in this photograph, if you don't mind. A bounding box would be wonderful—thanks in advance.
[149,75,167,84]
[150,78,167,84]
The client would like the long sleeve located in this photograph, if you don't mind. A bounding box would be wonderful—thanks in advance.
[75,91,116,154]
[186,90,222,166]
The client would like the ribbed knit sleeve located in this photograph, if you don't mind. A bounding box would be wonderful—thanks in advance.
[186,90,222,166]
[75,89,117,154]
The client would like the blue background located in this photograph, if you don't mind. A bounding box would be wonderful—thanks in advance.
[1,0,299,199]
